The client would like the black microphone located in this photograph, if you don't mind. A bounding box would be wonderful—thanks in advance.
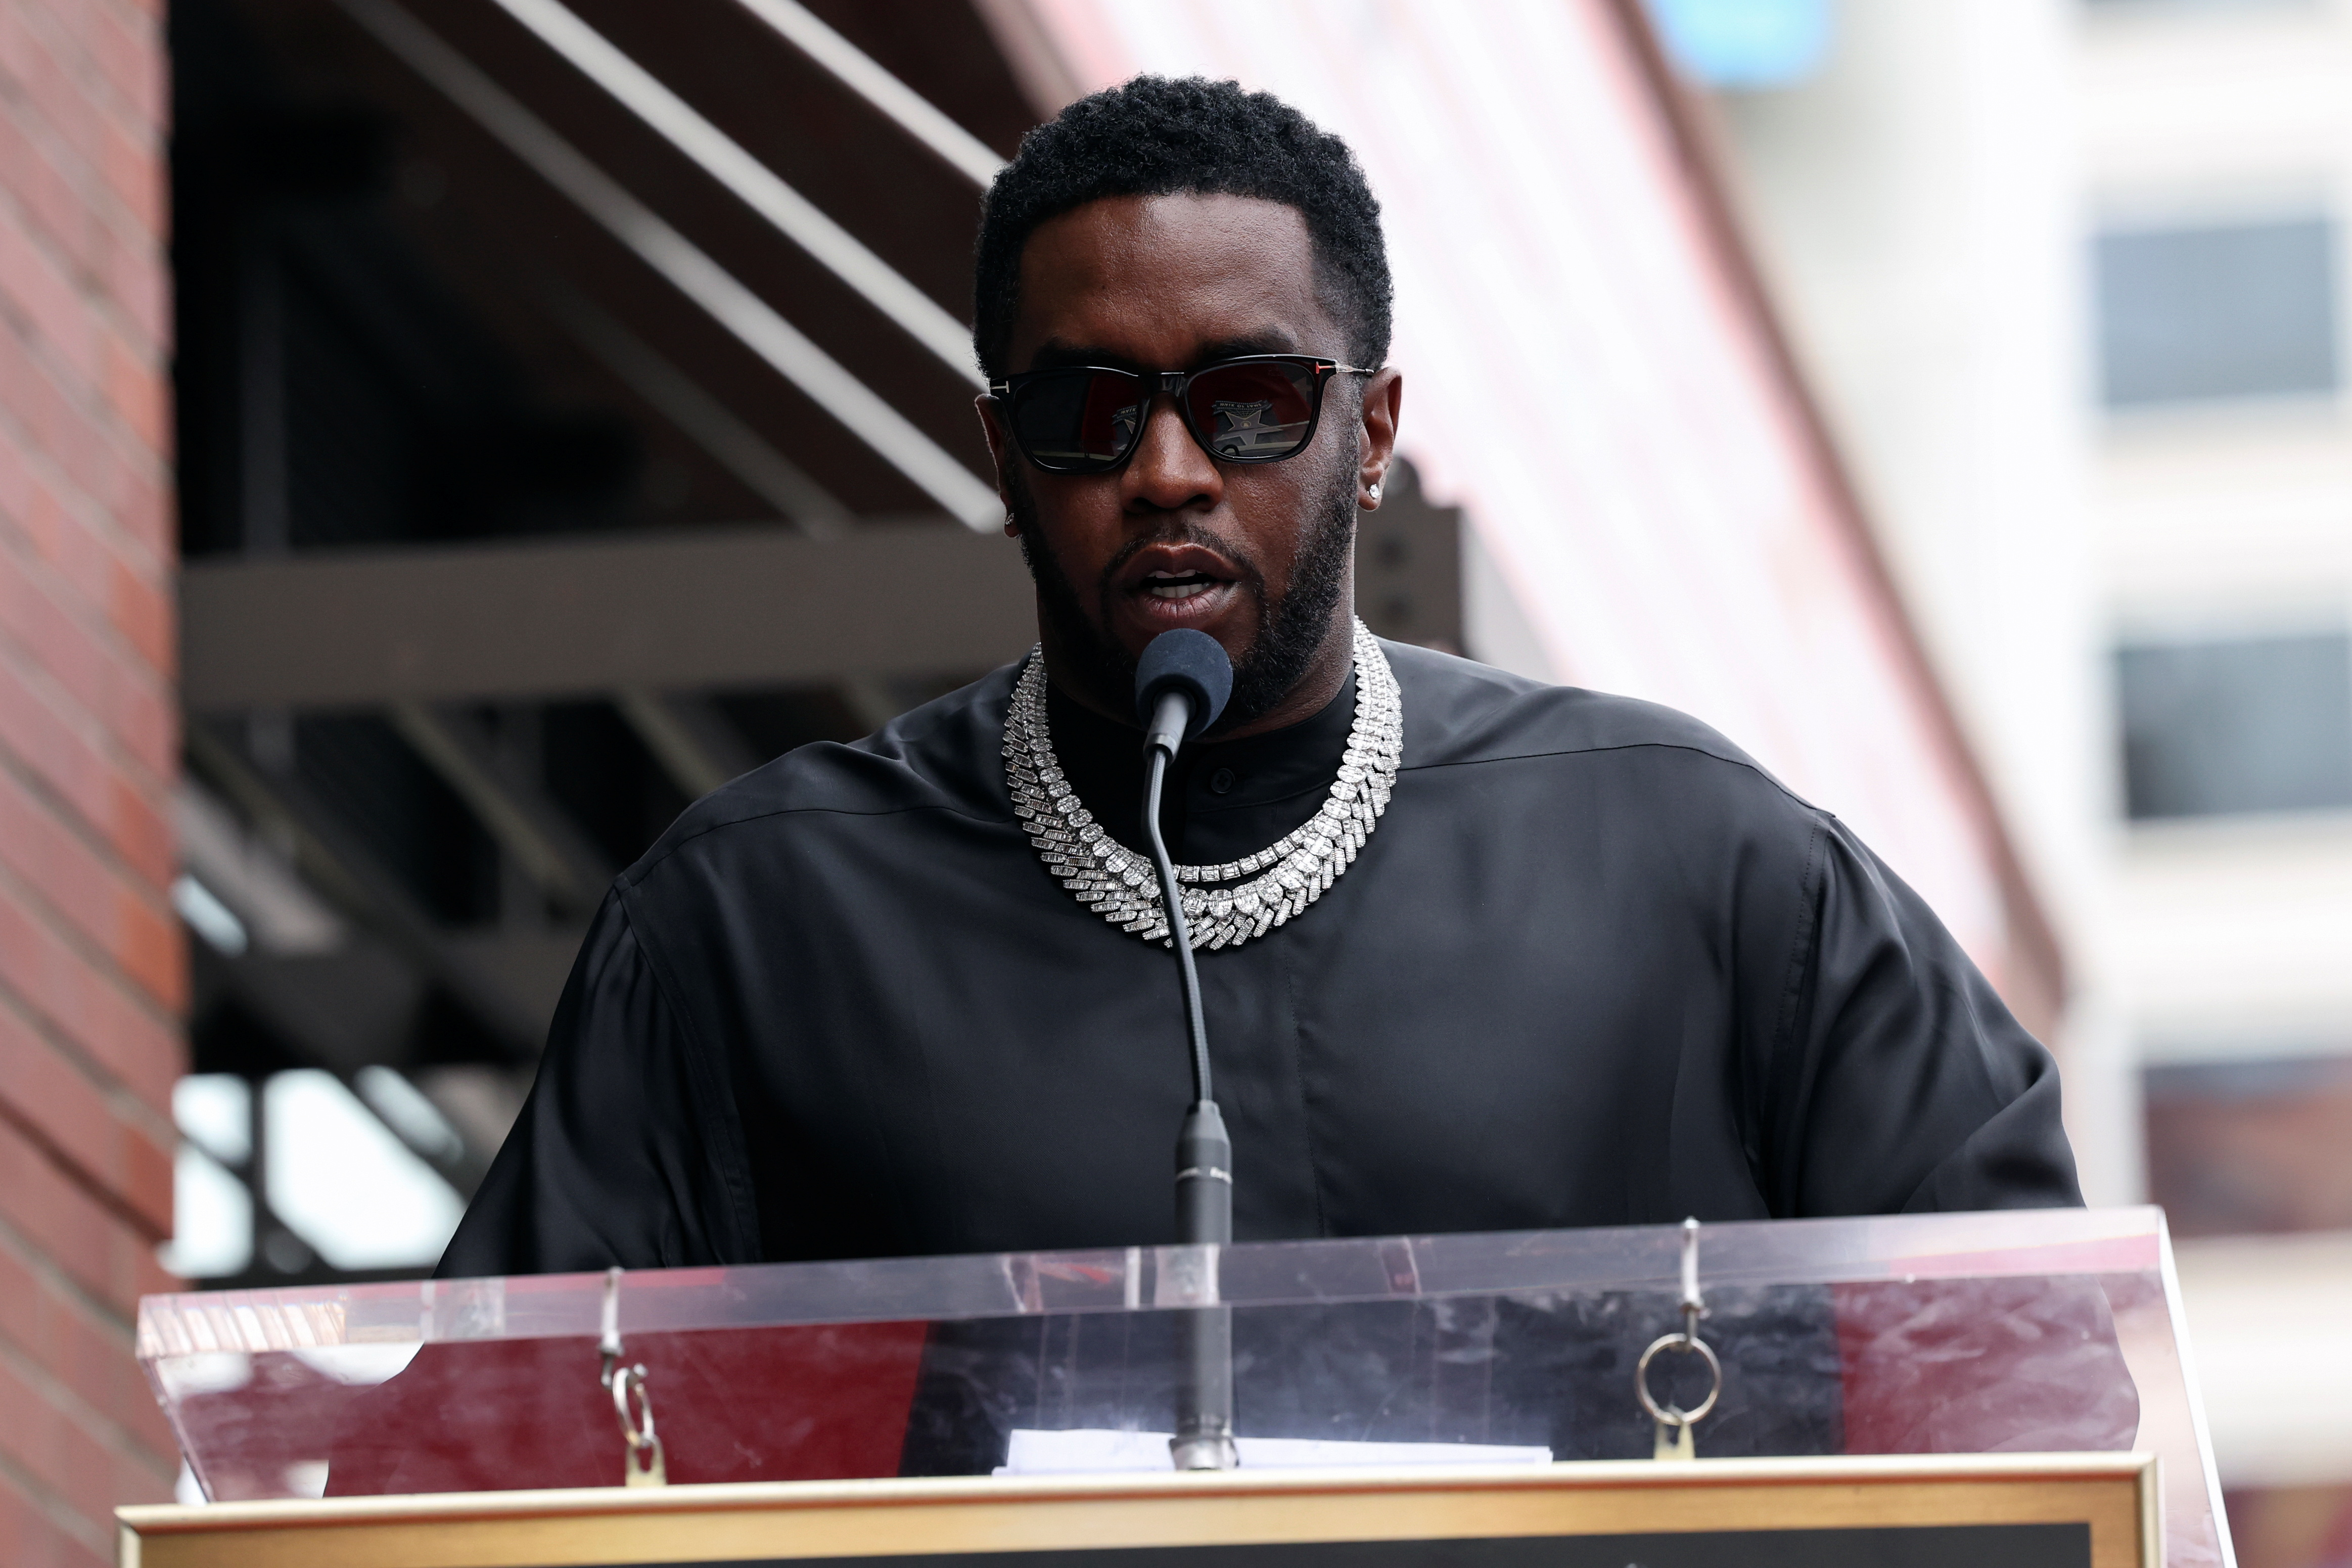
[1137,628,1234,759]
[1132,630,1237,1471]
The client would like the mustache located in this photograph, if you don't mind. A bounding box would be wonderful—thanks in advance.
[1093,522,1265,607]
[1006,453,1355,733]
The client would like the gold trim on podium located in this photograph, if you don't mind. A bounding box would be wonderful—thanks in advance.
[117,1452,2159,1568]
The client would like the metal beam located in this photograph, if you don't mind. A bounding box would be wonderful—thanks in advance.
[183,724,553,1052]
[328,0,1001,528]
[386,702,614,910]
[180,523,1037,710]
[732,0,1006,189]
[491,0,983,382]
[545,285,851,532]
[615,688,760,799]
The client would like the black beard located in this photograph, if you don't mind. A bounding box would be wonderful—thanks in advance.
[1010,466,1357,734]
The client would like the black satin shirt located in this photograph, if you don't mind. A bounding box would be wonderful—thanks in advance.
[438,642,2079,1277]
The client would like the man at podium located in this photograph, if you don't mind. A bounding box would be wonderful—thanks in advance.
[437,77,2078,1281]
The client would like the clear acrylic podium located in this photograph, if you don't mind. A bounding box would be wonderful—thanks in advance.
[123,1208,2227,1568]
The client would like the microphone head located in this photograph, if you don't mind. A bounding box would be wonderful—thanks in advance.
[1134,629,1234,740]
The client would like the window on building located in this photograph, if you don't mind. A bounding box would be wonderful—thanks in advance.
[2144,1055,2352,1238]
[2095,218,2340,408]
[2117,632,2352,819]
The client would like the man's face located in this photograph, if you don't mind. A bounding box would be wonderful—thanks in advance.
[978,193,1401,732]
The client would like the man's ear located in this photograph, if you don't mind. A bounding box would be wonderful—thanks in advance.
[1356,367,1404,509]
[975,394,1019,536]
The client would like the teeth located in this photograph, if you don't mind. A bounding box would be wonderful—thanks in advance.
[1148,581,1213,600]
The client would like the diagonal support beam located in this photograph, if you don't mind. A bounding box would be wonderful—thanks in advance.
[184,724,551,1054]
[386,703,615,911]
[732,0,1005,189]
[491,0,983,382]
[615,688,761,799]
[328,0,1000,527]
[545,283,851,533]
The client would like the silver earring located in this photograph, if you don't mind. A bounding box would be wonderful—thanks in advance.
[1367,481,1383,504]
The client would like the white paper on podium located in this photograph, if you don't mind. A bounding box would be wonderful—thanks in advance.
[997,1428,1554,1474]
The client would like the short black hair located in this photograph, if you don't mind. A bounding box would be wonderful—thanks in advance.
[972,76,1392,378]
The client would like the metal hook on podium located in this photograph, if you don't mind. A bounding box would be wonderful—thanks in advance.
[599,1266,667,1487]
[1636,1218,1721,1462]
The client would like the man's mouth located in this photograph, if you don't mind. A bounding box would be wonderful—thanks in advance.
[1144,569,1220,601]
[1111,543,1249,636]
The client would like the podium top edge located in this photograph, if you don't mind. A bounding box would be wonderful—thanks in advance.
[116,1452,2159,1536]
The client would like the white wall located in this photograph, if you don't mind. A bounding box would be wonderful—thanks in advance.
[1709,0,2135,1202]
[1710,0,2352,1493]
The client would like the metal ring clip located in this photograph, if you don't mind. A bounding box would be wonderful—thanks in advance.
[1635,1327,1723,1427]
[614,1362,657,1451]
[598,1266,667,1486]
[1637,1218,1722,1436]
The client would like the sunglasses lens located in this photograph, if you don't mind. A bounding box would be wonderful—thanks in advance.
[1186,361,1318,462]
[1009,371,1144,470]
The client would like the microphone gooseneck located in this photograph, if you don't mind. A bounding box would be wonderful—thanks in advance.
[1133,630,1238,1472]
[1141,750,1214,1108]
[1133,629,1234,1130]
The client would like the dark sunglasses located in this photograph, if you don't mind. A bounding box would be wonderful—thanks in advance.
[988,354,1379,475]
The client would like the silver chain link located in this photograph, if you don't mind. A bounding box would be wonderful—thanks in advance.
[1005,619,1402,951]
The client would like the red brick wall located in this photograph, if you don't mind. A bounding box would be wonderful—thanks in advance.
[0,0,181,1560]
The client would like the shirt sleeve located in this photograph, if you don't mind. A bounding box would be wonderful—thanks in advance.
[1759,818,2083,1217]
[434,891,760,1277]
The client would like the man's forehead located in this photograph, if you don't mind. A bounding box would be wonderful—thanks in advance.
[1010,193,1333,367]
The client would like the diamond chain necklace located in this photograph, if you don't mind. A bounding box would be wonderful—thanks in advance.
[1004,619,1402,950]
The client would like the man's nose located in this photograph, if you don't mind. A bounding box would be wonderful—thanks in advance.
[1121,392,1220,513]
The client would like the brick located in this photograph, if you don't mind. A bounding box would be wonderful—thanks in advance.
[0,1472,108,1568]
[0,1350,138,1543]
[0,1117,161,1320]
[100,436,169,556]
[0,1355,113,1530]
[0,652,172,885]
[4,1228,190,1470]
[0,0,178,1549]
[105,543,167,670]
[5,1223,204,1463]
[0,7,45,105]
[0,753,182,1007]
[0,211,100,390]
[99,327,165,459]
[0,107,99,289]
[12,1242,183,1458]
[95,107,161,244]
[0,528,176,780]
[0,19,106,189]
[0,326,109,507]
[6,1271,181,1466]
[0,51,106,223]
[53,0,163,138]
[95,219,167,360]
[0,1000,174,1236]
[0,875,178,1118]
[0,447,174,672]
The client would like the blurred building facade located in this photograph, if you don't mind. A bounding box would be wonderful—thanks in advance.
[0,0,184,1560]
[1686,0,2352,1561]
[2,0,2088,1552]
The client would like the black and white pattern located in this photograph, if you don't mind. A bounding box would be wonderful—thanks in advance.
[1004,619,1402,950]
